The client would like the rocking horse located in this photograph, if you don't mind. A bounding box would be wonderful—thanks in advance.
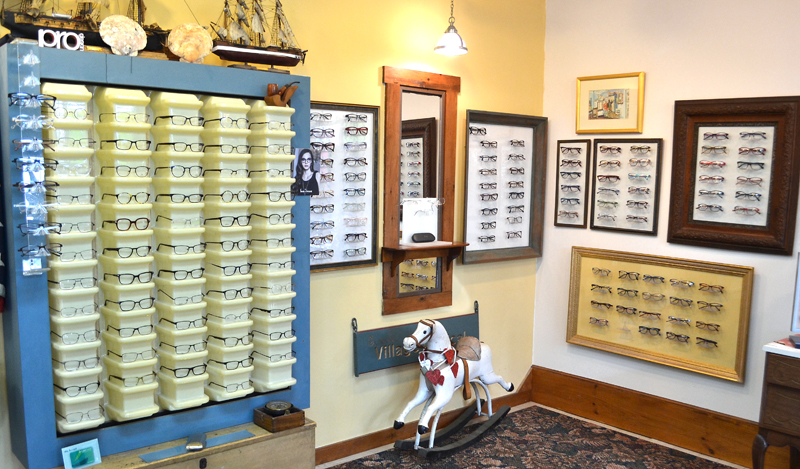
[393,318,514,458]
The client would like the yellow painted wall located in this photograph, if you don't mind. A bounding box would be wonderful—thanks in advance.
[0,0,545,460]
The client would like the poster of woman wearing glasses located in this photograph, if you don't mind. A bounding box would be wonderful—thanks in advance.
[291,148,320,196]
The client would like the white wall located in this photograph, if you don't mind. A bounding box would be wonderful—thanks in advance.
[538,0,800,420]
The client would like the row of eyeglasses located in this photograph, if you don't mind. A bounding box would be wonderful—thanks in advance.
[592,145,654,224]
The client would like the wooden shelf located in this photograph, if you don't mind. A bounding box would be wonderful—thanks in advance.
[382,241,468,276]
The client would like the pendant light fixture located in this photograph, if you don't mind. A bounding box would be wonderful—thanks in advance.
[434,0,468,56]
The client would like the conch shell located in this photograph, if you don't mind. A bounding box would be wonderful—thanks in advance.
[100,15,147,57]
[167,24,213,64]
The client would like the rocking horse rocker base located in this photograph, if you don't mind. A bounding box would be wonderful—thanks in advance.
[392,317,515,460]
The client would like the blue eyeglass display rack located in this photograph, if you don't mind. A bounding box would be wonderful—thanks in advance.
[0,41,311,469]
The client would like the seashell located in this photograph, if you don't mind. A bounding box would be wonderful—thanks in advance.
[100,15,147,57]
[167,23,213,64]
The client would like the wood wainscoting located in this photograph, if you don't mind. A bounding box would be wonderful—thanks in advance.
[316,365,789,469]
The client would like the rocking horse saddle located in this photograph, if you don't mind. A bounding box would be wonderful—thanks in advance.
[455,336,481,361]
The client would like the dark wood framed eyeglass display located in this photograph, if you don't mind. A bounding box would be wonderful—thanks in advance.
[381,66,466,315]
[667,96,800,255]
[462,110,547,264]
[554,139,591,228]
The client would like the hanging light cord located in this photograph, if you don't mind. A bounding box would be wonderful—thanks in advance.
[449,0,456,26]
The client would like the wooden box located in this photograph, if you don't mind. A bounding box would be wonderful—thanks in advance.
[253,405,305,432]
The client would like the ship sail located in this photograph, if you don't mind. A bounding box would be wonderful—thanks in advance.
[270,0,300,50]
[251,0,268,41]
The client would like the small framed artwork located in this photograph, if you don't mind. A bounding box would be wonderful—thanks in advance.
[554,139,591,228]
[462,110,547,264]
[590,138,663,235]
[567,246,754,382]
[308,101,379,271]
[576,72,645,134]
[667,96,800,255]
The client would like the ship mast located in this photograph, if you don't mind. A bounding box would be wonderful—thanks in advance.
[270,0,300,50]
[126,0,145,25]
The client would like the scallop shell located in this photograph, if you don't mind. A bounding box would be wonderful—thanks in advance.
[167,23,213,64]
[100,15,147,57]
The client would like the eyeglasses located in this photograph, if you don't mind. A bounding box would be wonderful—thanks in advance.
[311,221,335,231]
[102,192,150,204]
[311,142,336,152]
[342,188,366,198]
[155,142,204,152]
[560,159,582,167]
[627,200,648,209]
[160,364,207,378]
[159,317,206,330]
[592,268,610,276]
[639,311,661,320]
[100,165,150,177]
[589,317,609,326]
[508,205,525,213]
[258,283,295,295]
[642,275,664,284]
[509,167,525,175]
[252,350,297,363]
[701,145,727,154]
[47,193,94,205]
[736,176,762,186]
[207,288,253,300]
[507,216,523,224]
[252,213,295,225]
[669,297,693,307]
[733,206,762,215]
[345,232,368,242]
[478,169,497,176]
[311,112,332,121]
[104,298,155,311]
[311,249,334,259]
[469,126,487,135]
[344,247,367,257]
[597,200,618,208]
[480,141,498,148]
[154,114,204,126]
[560,185,581,192]
[699,175,725,184]
[152,166,202,179]
[100,139,151,151]
[109,372,157,387]
[102,217,150,231]
[159,340,207,354]
[104,272,153,285]
[209,381,253,393]
[56,407,104,424]
[344,142,368,151]
[617,288,638,297]
[8,92,56,109]
[51,329,100,344]
[510,139,525,147]
[698,283,724,293]
[597,214,617,221]
[666,332,690,342]
[345,113,367,122]
[204,215,251,227]
[207,263,252,276]
[345,126,368,136]
[207,334,253,346]
[158,268,205,281]
[481,193,499,201]
[208,358,253,370]
[206,311,251,323]
[205,240,248,252]
[252,329,296,340]
[590,300,612,309]
[627,158,651,167]
[53,356,100,371]
[107,348,156,363]
[696,203,723,212]
[599,146,622,154]
[205,144,250,154]
[311,128,335,138]
[560,171,581,179]
[618,270,639,280]
[478,235,496,243]
[735,191,761,201]
[479,155,497,162]
[558,211,578,218]
[638,326,661,336]
[53,137,95,148]
[698,301,723,312]
[670,279,694,287]
[560,147,582,155]
[560,197,580,205]
[628,173,651,181]
[48,277,97,290]
[344,172,367,181]
[740,131,767,139]
[597,175,620,182]
[616,305,636,315]
[698,190,724,198]
[630,145,651,153]
[154,244,204,257]
[480,208,498,215]
[310,204,335,214]
[703,132,729,140]
[599,159,621,168]
[13,138,55,152]
[696,337,718,348]
[107,324,154,337]
[591,284,611,293]
[249,120,293,131]
[737,161,765,170]
[204,116,248,128]
[13,114,54,129]
[203,190,249,203]
[344,157,368,167]
[738,147,767,156]
[642,292,665,301]
[155,193,203,204]
[50,304,96,317]
[668,316,691,326]
[598,188,619,195]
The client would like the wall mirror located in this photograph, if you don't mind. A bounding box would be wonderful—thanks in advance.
[382,66,465,315]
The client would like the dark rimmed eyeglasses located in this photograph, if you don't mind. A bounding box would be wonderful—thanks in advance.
[52,381,101,398]
[590,300,612,309]
[154,115,204,126]
[599,146,621,154]
[469,126,487,135]
[638,326,661,336]
[667,332,690,342]
[204,117,249,128]
[100,139,151,151]
[155,142,204,152]
[589,317,609,326]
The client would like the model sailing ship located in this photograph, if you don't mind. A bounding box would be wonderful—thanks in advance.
[1,0,167,51]
[210,0,306,67]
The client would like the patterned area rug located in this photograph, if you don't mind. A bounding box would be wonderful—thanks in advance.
[331,405,733,468]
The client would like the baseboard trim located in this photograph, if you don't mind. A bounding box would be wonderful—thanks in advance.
[529,365,788,469]
[314,368,533,465]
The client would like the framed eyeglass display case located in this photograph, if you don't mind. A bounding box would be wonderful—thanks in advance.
[462,110,547,264]
[567,247,754,382]
[554,139,591,228]
[590,138,663,235]
[307,102,378,271]
[0,43,310,469]
[667,96,800,255]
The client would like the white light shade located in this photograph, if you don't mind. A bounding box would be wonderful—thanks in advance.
[434,24,468,56]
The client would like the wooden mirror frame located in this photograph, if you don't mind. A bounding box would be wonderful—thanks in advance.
[382,66,466,315]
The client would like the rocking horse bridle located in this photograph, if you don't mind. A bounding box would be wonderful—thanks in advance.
[408,319,449,354]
